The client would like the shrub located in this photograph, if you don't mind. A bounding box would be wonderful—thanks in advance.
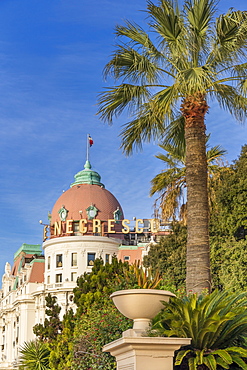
[19,340,50,370]
[72,297,132,370]
[152,290,247,370]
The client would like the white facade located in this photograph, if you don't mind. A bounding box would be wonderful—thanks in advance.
[0,258,44,369]
[43,235,119,317]
[44,235,118,286]
[0,234,120,370]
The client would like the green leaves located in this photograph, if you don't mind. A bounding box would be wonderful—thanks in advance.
[115,21,161,58]
[150,140,226,222]
[104,45,161,84]
[147,0,185,55]
[19,341,50,370]
[127,260,162,289]
[98,84,150,123]
[185,0,217,36]
[152,290,247,370]
[73,299,132,370]
[33,294,62,342]
[175,347,247,370]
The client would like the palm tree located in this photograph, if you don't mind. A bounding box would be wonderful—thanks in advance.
[97,0,247,293]
[151,142,226,224]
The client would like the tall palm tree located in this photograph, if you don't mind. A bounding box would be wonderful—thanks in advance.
[151,142,226,224]
[98,0,247,293]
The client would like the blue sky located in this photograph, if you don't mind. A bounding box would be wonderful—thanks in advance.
[0,0,247,276]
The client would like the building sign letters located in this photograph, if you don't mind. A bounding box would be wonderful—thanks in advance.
[51,218,160,236]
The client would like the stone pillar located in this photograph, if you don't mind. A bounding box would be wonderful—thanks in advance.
[103,329,191,370]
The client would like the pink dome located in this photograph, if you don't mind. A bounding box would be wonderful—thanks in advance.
[51,183,124,223]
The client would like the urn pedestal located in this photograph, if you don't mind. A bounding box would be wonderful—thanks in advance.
[103,289,191,370]
[110,289,176,331]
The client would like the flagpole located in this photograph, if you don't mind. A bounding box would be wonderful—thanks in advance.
[86,134,89,162]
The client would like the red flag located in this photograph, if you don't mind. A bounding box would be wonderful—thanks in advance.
[88,135,94,147]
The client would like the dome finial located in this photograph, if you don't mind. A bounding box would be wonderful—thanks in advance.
[84,160,92,170]
[70,160,105,188]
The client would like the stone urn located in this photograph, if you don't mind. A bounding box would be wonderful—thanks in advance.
[110,289,176,331]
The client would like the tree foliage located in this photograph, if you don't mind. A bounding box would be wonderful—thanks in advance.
[211,238,247,292]
[146,144,247,292]
[49,309,75,370]
[210,145,247,291]
[151,142,226,223]
[73,256,163,315]
[73,257,130,314]
[33,293,62,342]
[143,223,187,290]
[48,257,154,370]
[72,298,132,370]
[211,145,247,240]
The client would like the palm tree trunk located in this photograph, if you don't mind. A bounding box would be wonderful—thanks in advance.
[181,94,211,294]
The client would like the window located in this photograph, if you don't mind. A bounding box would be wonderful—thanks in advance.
[73,222,79,233]
[56,274,62,283]
[105,254,110,264]
[71,272,77,282]
[47,256,51,270]
[124,256,130,261]
[71,253,77,267]
[87,253,96,266]
[47,276,50,284]
[56,254,63,268]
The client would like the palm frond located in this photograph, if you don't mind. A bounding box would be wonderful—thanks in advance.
[210,83,247,123]
[161,115,186,153]
[157,143,185,163]
[120,106,167,155]
[104,45,162,84]
[185,0,218,63]
[231,355,247,370]
[153,84,180,116]
[177,65,215,94]
[153,290,247,348]
[119,86,180,154]
[147,0,186,58]
[98,84,150,123]
[232,62,247,77]
[238,79,247,98]
[115,21,162,59]
[206,145,227,162]
[98,0,247,148]
[150,137,225,222]
[209,9,247,67]
[155,155,181,170]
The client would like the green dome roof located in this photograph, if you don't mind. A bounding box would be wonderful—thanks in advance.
[70,160,105,188]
